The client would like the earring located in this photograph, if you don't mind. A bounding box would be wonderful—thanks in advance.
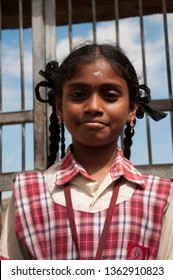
[58,115,62,130]
[130,120,134,134]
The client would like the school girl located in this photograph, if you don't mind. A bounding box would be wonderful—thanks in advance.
[0,43,173,259]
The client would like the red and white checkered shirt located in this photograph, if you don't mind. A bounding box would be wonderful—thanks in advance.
[14,147,173,260]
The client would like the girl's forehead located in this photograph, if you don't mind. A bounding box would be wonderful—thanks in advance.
[81,58,112,69]
[75,58,119,77]
[63,58,128,91]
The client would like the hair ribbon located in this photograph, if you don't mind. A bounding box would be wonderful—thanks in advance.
[136,85,167,121]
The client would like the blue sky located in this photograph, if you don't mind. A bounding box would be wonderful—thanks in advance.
[1,14,173,177]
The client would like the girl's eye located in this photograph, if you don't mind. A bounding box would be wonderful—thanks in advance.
[70,91,87,101]
[102,92,119,102]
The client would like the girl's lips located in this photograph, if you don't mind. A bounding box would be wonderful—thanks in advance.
[78,120,111,128]
[79,122,106,130]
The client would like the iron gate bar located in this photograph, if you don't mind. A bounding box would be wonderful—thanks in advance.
[92,0,97,43]
[139,0,152,164]
[32,0,47,170]
[0,0,2,233]
[0,0,2,173]
[45,0,56,162]
[0,110,33,125]
[19,0,26,171]
[114,0,120,46]
[162,0,173,152]
[68,0,73,52]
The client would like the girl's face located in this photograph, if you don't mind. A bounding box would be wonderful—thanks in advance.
[56,58,137,148]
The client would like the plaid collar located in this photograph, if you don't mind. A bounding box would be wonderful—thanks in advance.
[55,145,145,188]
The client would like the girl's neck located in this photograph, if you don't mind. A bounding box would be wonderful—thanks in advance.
[71,141,118,179]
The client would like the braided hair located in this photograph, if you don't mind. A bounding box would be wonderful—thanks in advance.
[35,43,165,167]
[35,61,65,168]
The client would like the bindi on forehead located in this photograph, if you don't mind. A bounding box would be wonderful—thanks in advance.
[93,71,103,77]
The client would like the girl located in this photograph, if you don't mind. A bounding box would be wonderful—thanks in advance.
[0,43,173,260]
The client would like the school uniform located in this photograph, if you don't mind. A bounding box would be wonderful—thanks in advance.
[0,147,173,259]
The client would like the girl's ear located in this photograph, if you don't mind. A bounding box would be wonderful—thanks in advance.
[127,102,138,123]
[55,97,63,119]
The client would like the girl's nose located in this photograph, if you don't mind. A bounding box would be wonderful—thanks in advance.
[84,93,103,115]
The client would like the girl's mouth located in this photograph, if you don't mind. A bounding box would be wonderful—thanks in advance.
[78,120,111,128]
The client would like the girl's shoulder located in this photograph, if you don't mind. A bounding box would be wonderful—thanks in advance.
[14,171,46,196]
[15,170,44,183]
[140,173,173,197]
[15,162,59,184]
[141,173,172,185]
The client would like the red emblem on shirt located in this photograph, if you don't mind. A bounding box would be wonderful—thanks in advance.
[127,242,148,260]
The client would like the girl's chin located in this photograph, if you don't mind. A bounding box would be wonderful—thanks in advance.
[72,139,118,149]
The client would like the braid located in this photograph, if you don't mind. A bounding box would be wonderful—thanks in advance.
[47,105,60,168]
[123,119,136,160]
[61,122,66,158]
[35,60,67,168]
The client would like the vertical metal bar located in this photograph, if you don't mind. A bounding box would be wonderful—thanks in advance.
[0,0,2,172]
[114,0,119,45]
[162,0,173,152]
[19,0,25,110]
[0,0,2,231]
[138,0,152,164]
[68,0,73,52]
[32,0,46,170]
[91,0,97,43]
[162,0,173,99]
[45,0,56,63]
[18,0,25,171]
[45,0,56,163]
[114,0,124,148]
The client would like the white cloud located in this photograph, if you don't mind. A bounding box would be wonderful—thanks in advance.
[2,44,32,83]
[146,13,173,28]
[5,156,14,166]
[2,84,33,112]
[2,44,33,111]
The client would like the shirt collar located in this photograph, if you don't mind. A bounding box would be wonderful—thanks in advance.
[55,145,145,188]
[110,147,145,188]
[55,145,92,185]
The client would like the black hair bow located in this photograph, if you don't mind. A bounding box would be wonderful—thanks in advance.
[35,60,59,106]
[136,85,167,121]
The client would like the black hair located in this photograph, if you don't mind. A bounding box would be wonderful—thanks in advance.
[35,43,150,167]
